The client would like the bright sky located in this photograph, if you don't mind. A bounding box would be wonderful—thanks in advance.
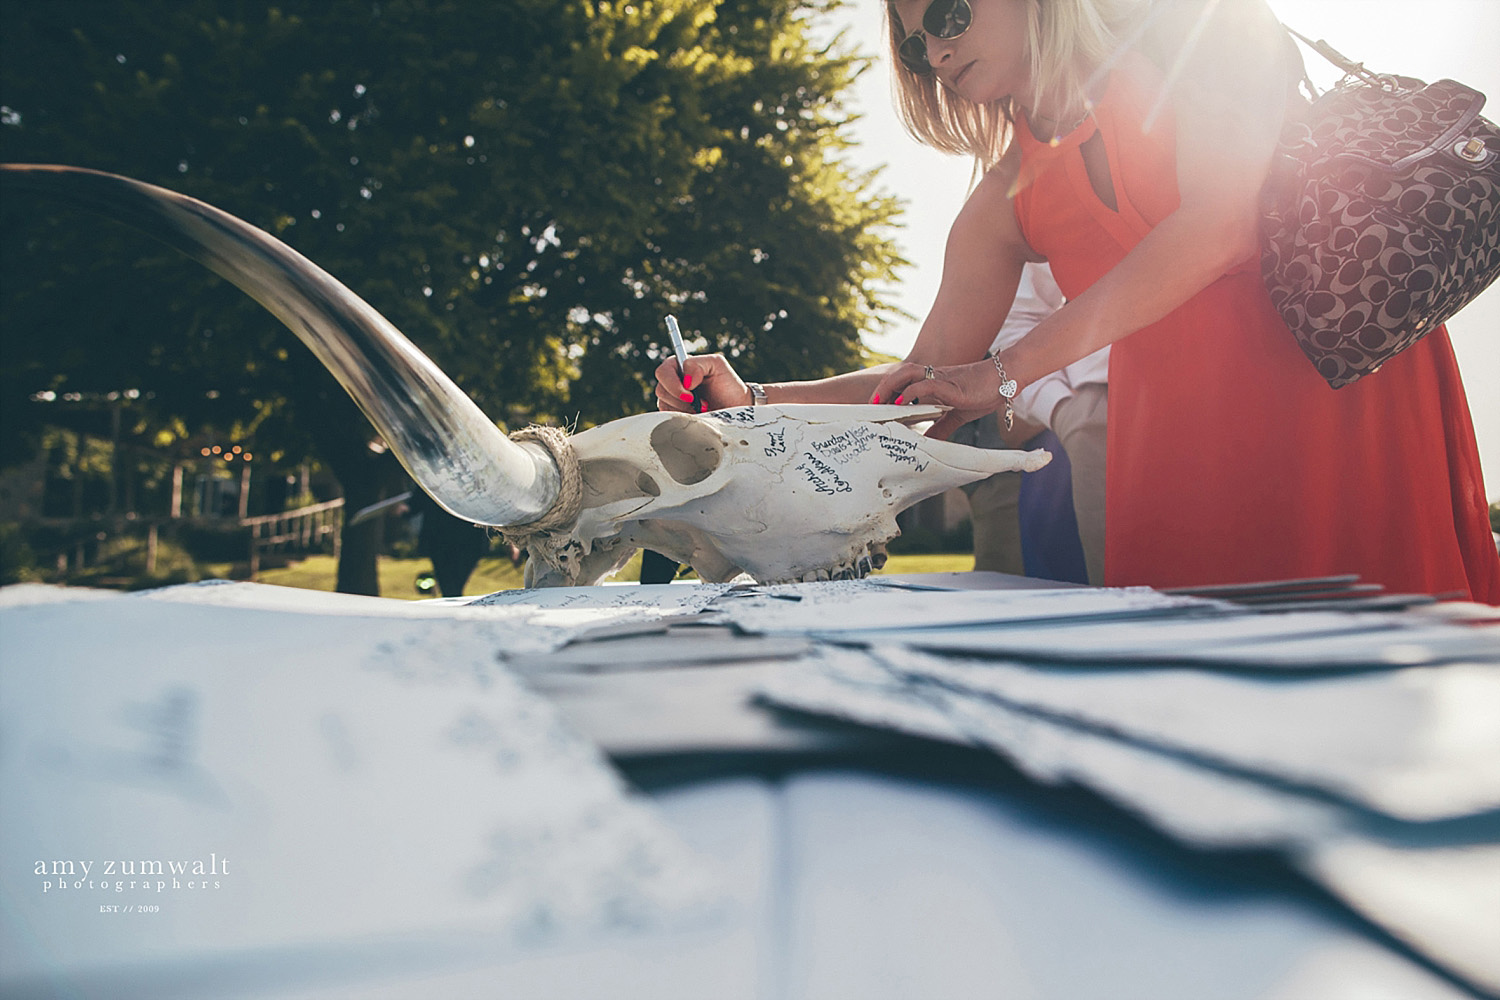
[822,0,1500,498]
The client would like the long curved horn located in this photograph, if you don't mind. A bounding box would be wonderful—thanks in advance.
[0,163,559,527]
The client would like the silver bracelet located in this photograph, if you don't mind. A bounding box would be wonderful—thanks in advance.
[992,355,1018,432]
[746,382,767,408]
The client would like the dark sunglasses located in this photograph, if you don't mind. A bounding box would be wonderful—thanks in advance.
[896,0,974,75]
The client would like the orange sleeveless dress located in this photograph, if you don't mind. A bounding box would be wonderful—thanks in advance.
[1011,56,1500,602]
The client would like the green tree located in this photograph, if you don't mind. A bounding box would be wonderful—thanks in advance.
[1,0,905,593]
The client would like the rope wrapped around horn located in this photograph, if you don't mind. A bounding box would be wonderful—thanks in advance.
[501,425,583,544]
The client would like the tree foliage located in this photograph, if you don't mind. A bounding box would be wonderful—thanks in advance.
[0,0,906,591]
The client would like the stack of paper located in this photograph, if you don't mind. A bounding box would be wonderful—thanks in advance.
[0,588,717,996]
[722,577,1499,994]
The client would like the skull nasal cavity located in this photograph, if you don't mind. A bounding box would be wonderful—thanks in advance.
[649,416,724,485]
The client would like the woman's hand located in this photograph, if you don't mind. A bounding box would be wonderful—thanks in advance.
[869,357,1008,440]
[654,352,751,413]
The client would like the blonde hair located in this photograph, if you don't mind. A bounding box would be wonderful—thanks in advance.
[887,0,1146,170]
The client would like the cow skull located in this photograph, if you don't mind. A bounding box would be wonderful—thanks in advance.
[525,405,1047,586]
[5,165,1047,586]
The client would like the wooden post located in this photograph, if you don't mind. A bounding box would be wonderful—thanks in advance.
[238,462,252,520]
[123,444,136,515]
[170,463,184,518]
[146,523,159,575]
[107,401,121,515]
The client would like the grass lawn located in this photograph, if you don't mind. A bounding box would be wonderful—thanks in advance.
[252,551,976,599]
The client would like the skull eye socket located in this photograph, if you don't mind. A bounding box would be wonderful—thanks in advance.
[649,416,724,485]
[580,459,660,505]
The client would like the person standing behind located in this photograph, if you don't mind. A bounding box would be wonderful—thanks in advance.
[950,261,1107,583]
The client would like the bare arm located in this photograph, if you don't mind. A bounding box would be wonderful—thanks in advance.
[654,351,893,412]
[898,152,1036,371]
[869,150,1036,437]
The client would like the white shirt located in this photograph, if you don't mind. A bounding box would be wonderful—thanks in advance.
[992,262,1109,427]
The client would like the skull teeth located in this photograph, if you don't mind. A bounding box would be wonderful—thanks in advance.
[783,544,883,584]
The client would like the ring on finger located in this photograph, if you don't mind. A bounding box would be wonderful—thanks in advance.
[923,364,935,380]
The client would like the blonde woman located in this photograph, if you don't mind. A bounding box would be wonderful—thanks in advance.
[657,0,1499,603]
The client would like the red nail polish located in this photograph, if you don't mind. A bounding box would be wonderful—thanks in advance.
[682,374,693,390]
[894,394,904,405]
[680,392,694,403]
[699,402,708,413]
[872,394,881,404]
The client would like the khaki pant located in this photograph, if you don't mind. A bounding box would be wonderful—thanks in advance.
[960,383,1107,584]
[1051,383,1107,586]
[964,466,1026,576]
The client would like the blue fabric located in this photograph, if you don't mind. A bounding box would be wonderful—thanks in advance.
[1019,429,1088,584]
